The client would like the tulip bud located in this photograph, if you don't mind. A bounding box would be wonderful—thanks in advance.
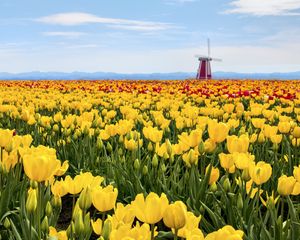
[102,218,112,240]
[83,212,91,235]
[199,205,205,214]
[67,222,75,238]
[166,126,171,133]
[30,180,38,189]
[165,139,173,156]
[118,135,123,143]
[51,196,62,209]
[198,141,205,155]
[106,143,113,153]
[161,163,166,173]
[41,216,49,233]
[83,126,89,136]
[237,193,243,210]
[45,201,52,217]
[241,169,251,181]
[249,144,253,152]
[223,178,231,192]
[4,218,10,229]
[134,159,140,170]
[97,138,103,150]
[26,188,37,214]
[74,209,85,235]
[53,124,59,132]
[169,155,174,163]
[73,132,78,140]
[95,128,100,136]
[209,182,218,192]
[163,152,169,160]
[152,154,158,167]
[142,166,148,175]
[78,186,92,211]
[118,148,123,156]
[147,142,153,151]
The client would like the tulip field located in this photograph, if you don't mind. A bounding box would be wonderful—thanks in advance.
[1,79,300,240]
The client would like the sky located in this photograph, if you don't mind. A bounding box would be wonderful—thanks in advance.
[0,0,300,73]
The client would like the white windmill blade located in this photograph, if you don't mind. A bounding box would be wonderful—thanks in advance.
[211,58,222,62]
[207,38,211,58]
[194,54,209,59]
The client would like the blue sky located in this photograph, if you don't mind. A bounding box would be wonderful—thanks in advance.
[0,0,300,73]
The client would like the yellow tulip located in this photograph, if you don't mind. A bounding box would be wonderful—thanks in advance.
[263,125,278,139]
[143,126,163,143]
[0,129,13,149]
[219,153,235,171]
[92,185,118,212]
[277,175,296,196]
[54,160,69,176]
[278,121,291,133]
[246,180,263,199]
[251,118,265,129]
[226,134,249,153]
[292,182,300,195]
[49,227,68,240]
[292,126,300,138]
[206,165,220,185]
[64,175,84,195]
[51,179,68,197]
[232,152,255,170]
[204,138,216,153]
[131,192,169,224]
[249,161,272,185]
[293,166,300,182]
[260,191,280,209]
[91,218,102,235]
[182,149,199,167]
[270,134,282,144]
[208,122,229,143]
[110,222,152,240]
[1,150,19,172]
[124,138,138,151]
[205,225,244,240]
[163,201,187,230]
[23,152,61,182]
[111,203,135,228]
[177,212,204,239]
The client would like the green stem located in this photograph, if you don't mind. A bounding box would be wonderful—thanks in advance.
[150,224,155,240]
[174,229,178,240]
[37,183,42,240]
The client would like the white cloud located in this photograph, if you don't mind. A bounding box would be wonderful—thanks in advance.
[225,0,300,16]
[43,31,86,37]
[37,12,173,31]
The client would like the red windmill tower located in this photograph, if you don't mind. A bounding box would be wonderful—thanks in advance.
[195,39,222,80]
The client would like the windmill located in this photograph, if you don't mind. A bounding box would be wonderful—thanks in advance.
[195,39,222,80]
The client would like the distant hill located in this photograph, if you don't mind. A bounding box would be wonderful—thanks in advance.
[0,71,300,80]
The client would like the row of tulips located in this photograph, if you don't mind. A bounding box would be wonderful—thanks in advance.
[1,80,300,239]
[0,128,244,240]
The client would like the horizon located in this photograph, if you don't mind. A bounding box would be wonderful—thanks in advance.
[1,0,300,74]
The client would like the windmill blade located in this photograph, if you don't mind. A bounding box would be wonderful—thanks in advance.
[208,38,211,58]
[194,54,209,59]
[211,58,222,62]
